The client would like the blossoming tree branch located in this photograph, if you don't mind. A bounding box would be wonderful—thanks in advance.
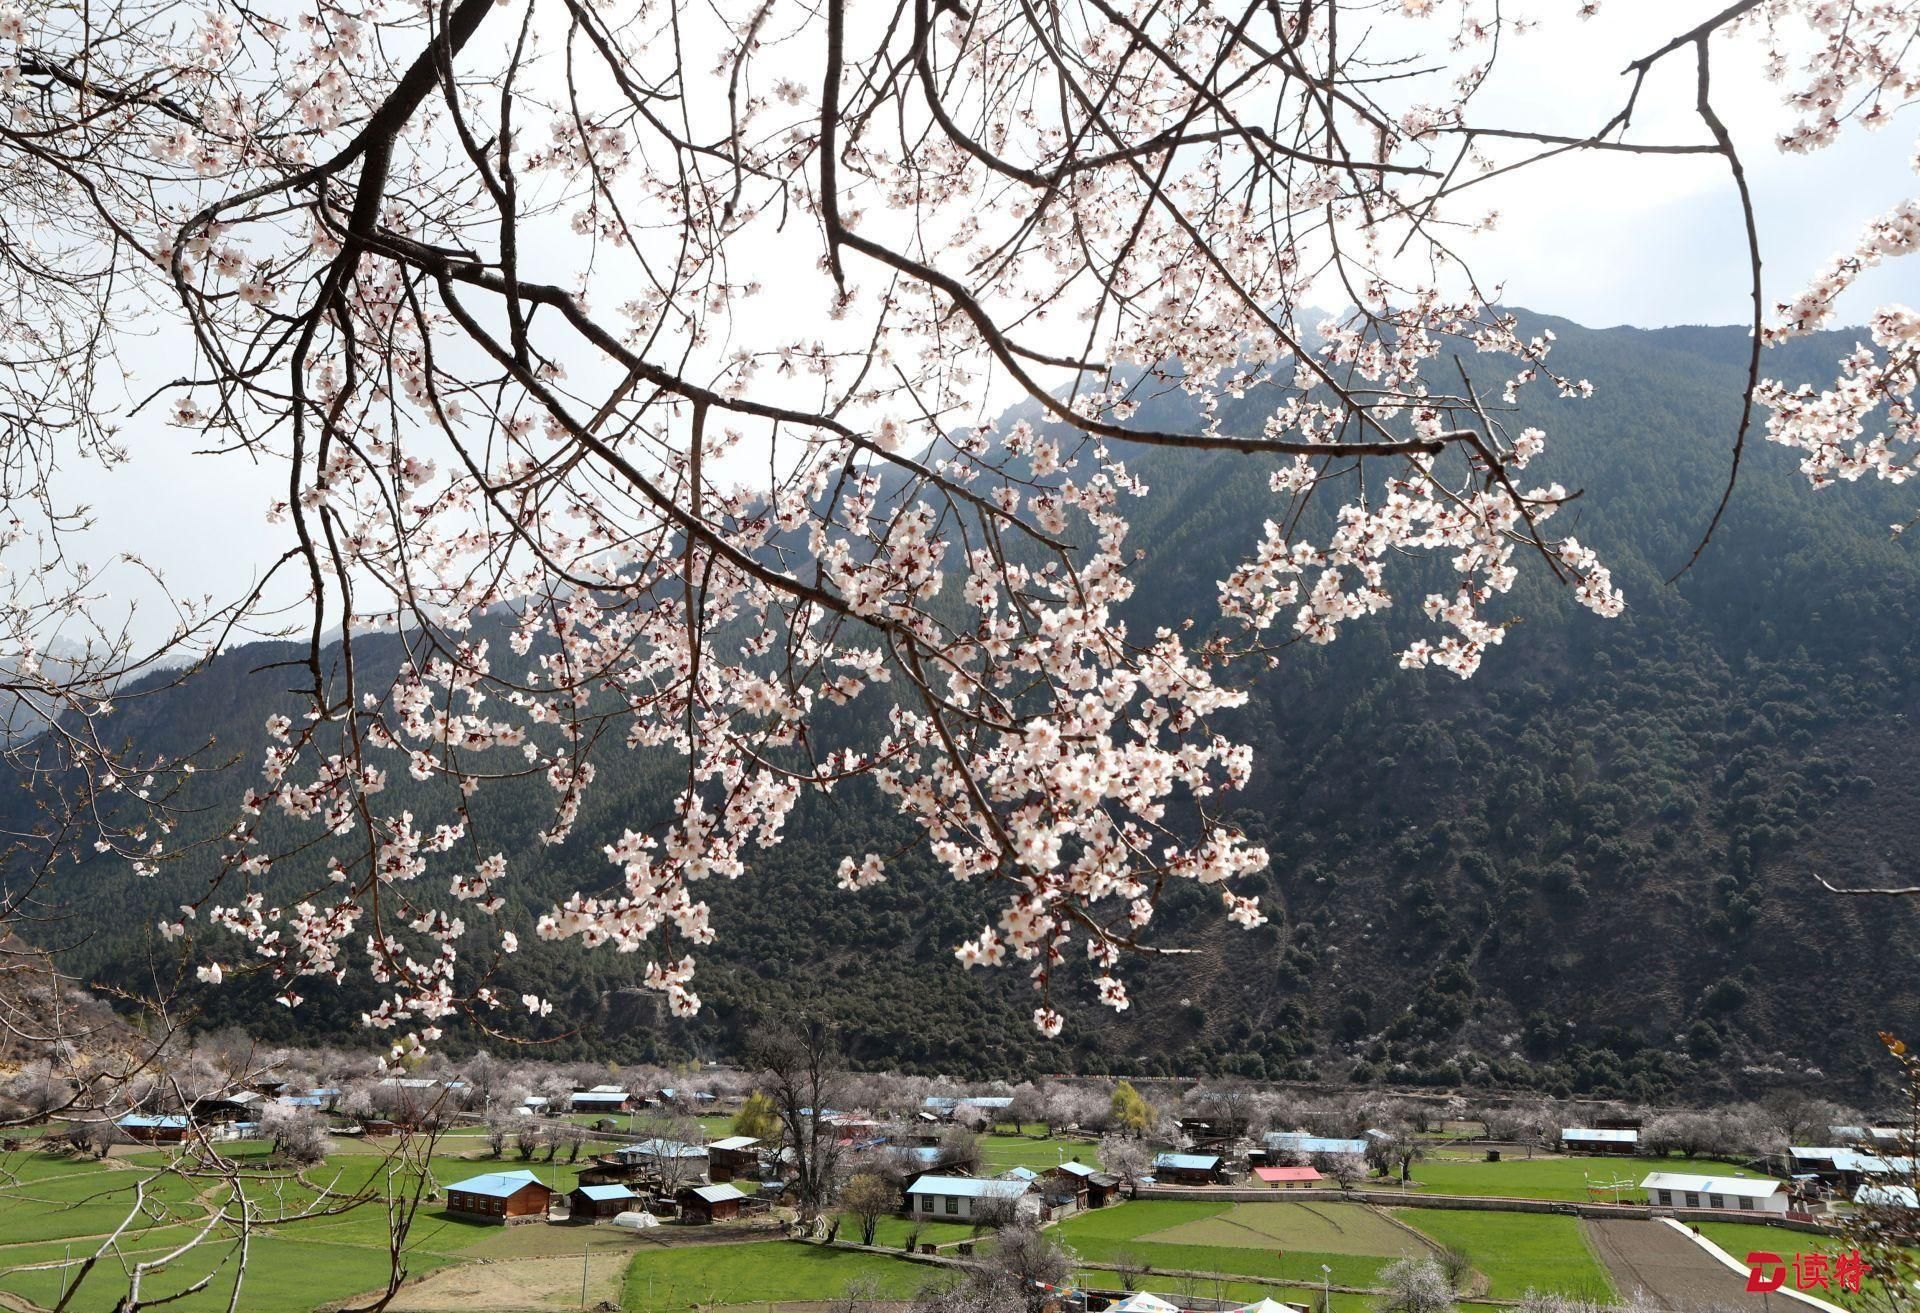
[0,0,1911,1060]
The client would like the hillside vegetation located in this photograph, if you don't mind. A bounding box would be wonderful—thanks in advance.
[19,313,1920,1100]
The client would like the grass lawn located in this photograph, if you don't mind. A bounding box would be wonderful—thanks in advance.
[1055,1199,1401,1289]
[0,1141,609,1312]
[975,1132,1100,1173]
[620,1241,929,1311]
[1392,1156,1753,1202]
[856,1215,981,1249]
[0,1227,467,1313]
[1403,1211,1615,1299]
[1694,1222,1905,1310]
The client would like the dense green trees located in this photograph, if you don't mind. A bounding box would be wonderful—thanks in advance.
[11,313,1920,1098]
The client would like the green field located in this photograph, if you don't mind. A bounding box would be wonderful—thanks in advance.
[1056,1199,1404,1289]
[975,1132,1101,1173]
[621,1242,928,1311]
[1394,1155,1752,1202]
[1143,1201,1424,1257]
[857,1215,981,1249]
[1404,1210,1615,1299]
[1694,1222,1910,1311]
[0,1141,1655,1312]
[0,1141,618,1312]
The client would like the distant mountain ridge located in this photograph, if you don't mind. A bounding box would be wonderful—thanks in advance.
[17,311,1920,1103]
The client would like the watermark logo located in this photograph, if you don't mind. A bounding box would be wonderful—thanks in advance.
[1745,1249,1872,1293]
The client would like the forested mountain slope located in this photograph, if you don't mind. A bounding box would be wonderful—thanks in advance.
[21,313,1920,1103]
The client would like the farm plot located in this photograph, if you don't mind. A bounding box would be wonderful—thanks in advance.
[621,1241,930,1311]
[1055,1199,1412,1289]
[1141,1201,1425,1257]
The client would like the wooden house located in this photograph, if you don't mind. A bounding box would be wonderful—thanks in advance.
[706,1135,760,1182]
[1151,1152,1224,1185]
[444,1170,553,1223]
[1053,1159,1120,1207]
[569,1183,639,1220]
[677,1182,747,1223]
[116,1114,192,1145]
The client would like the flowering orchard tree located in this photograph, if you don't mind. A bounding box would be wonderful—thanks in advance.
[0,0,1913,1065]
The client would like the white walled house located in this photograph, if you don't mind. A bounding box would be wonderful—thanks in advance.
[1641,1172,1790,1214]
[1561,1127,1639,1155]
[904,1174,1037,1223]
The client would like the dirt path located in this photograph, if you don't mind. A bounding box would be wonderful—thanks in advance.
[1586,1220,1772,1311]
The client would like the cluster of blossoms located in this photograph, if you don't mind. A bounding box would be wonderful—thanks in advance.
[1749,3,1920,514]
[23,0,1898,1054]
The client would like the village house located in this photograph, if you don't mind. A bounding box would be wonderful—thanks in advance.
[116,1114,192,1145]
[1640,1172,1790,1214]
[1785,1145,1845,1181]
[1053,1159,1121,1208]
[568,1087,631,1115]
[568,1183,639,1221]
[1855,1183,1920,1209]
[904,1174,1037,1223]
[1257,1132,1368,1164]
[1561,1127,1640,1155]
[1253,1165,1323,1190]
[1152,1152,1225,1185]
[611,1138,709,1177]
[705,1135,761,1182]
[443,1170,553,1223]
[1832,1149,1915,1192]
[191,1090,266,1124]
[677,1182,747,1223]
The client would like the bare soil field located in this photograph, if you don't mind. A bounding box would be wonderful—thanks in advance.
[1585,1220,1773,1312]
[1143,1201,1423,1257]
[388,1253,630,1312]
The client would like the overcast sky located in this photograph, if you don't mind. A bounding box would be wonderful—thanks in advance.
[44,0,1920,651]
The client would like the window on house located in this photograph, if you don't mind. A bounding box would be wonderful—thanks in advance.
[1658,1190,1672,1206]
[1740,1197,1755,1210]
[944,1196,958,1215]
[920,1196,933,1212]
[1684,1193,1699,1207]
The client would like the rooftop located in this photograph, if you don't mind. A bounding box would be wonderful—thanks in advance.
[446,1170,547,1200]
[1265,1133,1368,1156]
[1640,1172,1782,1198]
[684,1183,748,1204]
[906,1174,1031,1200]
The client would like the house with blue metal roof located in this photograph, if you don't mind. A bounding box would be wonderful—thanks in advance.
[612,1138,709,1166]
[116,1114,193,1144]
[678,1182,749,1222]
[568,1181,639,1220]
[1263,1132,1369,1159]
[444,1169,553,1222]
[905,1173,1037,1223]
[1561,1127,1639,1155]
[1152,1152,1224,1184]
